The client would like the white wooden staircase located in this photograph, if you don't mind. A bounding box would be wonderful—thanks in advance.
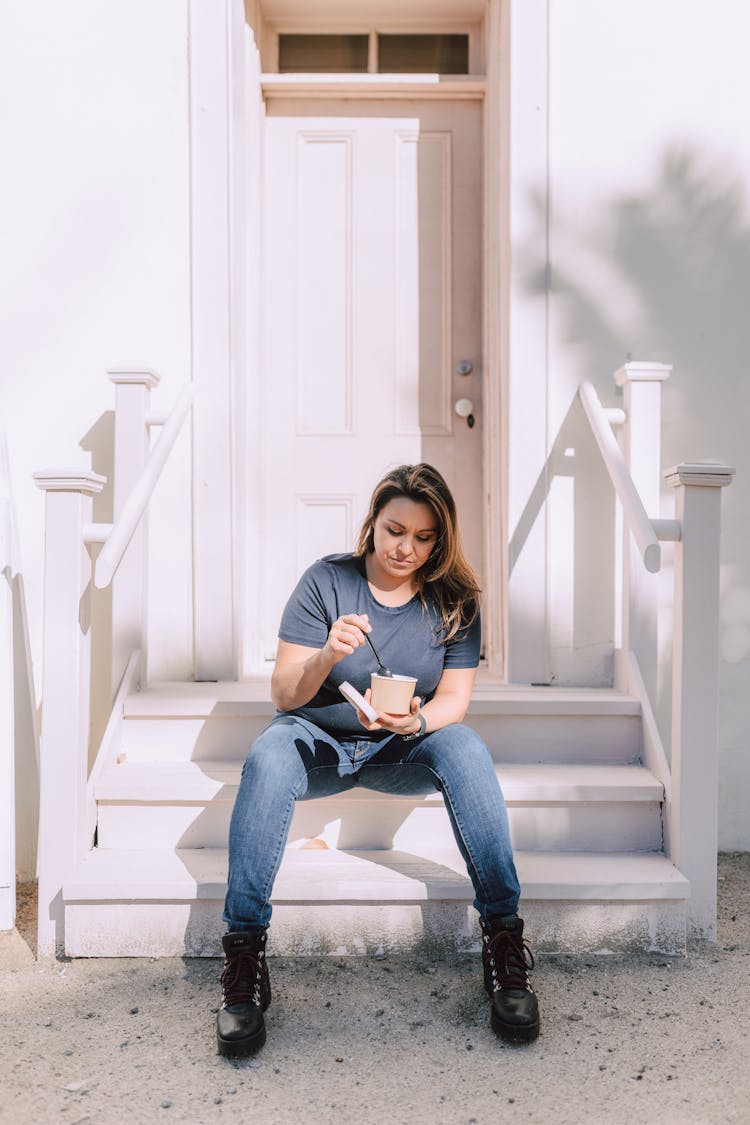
[61,680,689,957]
[32,364,733,957]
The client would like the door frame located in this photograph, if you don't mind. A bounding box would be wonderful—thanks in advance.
[188,0,553,684]
[247,55,507,679]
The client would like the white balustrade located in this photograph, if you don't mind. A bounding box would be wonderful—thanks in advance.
[614,363,672,702]
[94,381,194,593]
[581,365,734,942]
[666,462,735,940]
[28,357,732,955]
[33,372,193,956]
[578,380,663,572]
[33,469,106,956]
[107,369,160,695]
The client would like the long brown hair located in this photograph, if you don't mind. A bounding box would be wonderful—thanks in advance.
[355,463,481,642]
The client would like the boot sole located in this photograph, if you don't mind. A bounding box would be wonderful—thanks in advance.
[217,1023,267,1058]
[491,1010,540,1044]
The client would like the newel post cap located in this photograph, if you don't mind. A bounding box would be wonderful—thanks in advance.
[33,469,107,495]
[614,361,672,386]
[107,367,161,387]
[664,462,735,488]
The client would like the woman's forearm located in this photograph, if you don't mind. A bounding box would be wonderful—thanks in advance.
[415,668,475,735]
[271,649,336,711]
[271,615,371,713]
[419,691,470,733]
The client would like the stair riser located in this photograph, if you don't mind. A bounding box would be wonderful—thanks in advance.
[97,799,663,852]
[63,898,686,957]
[119,714,642,764]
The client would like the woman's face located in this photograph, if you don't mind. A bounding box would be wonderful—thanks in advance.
[370,497,438,583]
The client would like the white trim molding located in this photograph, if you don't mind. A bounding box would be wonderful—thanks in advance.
[187,0,239,680]
[261,74,486,100]
[665,462,736,489]
[506,0,551,684]
[107,368,161,388]
[32,470,107,496]
[614,362,672,386]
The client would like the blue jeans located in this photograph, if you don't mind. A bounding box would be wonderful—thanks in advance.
[223,715,521,932]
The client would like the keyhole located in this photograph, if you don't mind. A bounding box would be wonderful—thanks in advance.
[467,414,475,428]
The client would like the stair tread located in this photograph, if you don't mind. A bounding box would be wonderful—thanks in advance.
[96,760,663,804]
[64,847,689,903]
[124,681,641,718]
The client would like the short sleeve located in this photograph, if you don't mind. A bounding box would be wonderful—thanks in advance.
[277,561,332,649]
[442,606,482,669]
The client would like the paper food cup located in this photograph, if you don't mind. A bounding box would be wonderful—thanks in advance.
[370,673,417,715]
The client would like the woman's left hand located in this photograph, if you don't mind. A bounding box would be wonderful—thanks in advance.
[355,690,423,736]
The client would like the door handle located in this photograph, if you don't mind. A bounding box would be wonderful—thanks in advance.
[454,398,475,428]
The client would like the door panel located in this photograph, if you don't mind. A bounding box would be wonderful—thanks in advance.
[259,99,482,662]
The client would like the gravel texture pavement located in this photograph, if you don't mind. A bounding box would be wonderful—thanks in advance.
[1,853,749,1125]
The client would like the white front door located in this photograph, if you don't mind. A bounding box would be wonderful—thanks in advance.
[256,98,483,665]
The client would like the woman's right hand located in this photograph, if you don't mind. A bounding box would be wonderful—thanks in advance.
[322,613,371,664]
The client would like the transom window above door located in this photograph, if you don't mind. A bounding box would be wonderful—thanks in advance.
[277,32,471,74]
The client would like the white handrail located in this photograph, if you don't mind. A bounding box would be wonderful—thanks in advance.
[579,381,664,574]
[94,382,194,590]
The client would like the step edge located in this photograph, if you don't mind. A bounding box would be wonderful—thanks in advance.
[95,762,665,804]
[63,848,690,903]
[124,686,641,719]
[123,704,643,720]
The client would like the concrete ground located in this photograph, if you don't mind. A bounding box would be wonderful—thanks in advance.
[1,853,749,1125]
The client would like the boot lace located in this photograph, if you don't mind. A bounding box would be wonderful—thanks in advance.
[484,929,535,992]
[220,947,265,1008]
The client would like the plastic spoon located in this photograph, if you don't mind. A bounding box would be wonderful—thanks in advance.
[364,631,393,677]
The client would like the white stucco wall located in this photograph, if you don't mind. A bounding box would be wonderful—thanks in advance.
[2,0,747,852]
[541,0,750,846]
[0,0,194,732]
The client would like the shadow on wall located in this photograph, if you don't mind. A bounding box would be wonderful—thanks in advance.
[522,145,750,835]
[524,146,750,657]
[509,396,616,686]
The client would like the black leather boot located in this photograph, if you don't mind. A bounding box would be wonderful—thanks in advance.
[480,915,540,1043]
[216,931,271,1057]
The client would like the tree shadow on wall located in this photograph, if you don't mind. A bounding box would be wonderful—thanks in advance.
[524,145,750,657]
[525,146,750,461]
[521,147,750,814]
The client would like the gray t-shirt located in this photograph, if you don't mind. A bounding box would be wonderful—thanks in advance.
[277,553,481,739]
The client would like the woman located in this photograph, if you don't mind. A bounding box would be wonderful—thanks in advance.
[217,464,539,1055]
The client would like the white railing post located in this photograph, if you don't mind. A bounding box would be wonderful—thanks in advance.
[108,369,160,693]
[614,362,672,701]
[33,469,106,957]
[665,461,734,940]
